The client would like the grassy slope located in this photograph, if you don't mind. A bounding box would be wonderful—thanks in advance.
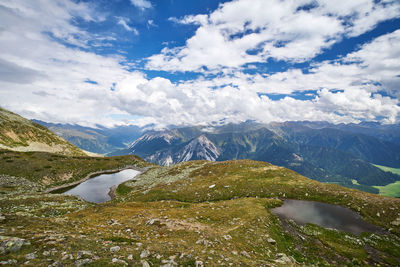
[1,158,399,266]
[373,165,400,197]
[0,150,151,189]
[0,107,85,156]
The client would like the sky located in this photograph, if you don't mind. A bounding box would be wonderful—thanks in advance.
[0,0,400,127]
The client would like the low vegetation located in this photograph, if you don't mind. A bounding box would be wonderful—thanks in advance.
[0,150,151,190]
[373,165,400,197]
[0,107,85,156]
[1,154,399,266]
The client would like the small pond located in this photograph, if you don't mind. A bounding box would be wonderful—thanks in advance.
[61,169,140,203]
[271,199,384,235]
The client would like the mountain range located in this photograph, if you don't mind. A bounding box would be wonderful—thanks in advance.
[33,120,142,154]
[114,121,400,194]
[31,117,400,195]
[1,108,399,266]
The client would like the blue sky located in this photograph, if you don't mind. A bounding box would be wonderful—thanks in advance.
[1,0,400,127]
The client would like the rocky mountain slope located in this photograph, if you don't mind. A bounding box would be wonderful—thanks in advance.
[123,122,400,194]
[1,158,399,266]
[0,108,86,156]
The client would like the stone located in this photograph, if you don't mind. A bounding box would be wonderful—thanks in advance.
[76,251,92,259]
[140,249,150,258]
[0,236,30,254]
[127,254,133,260]
[62,254,74,260]
[267,237,276,245]
[209,184,216,188]
[25,252,37,260]
[141,260,150,267]
[146,218,162,226]
[274,253,293,264]
[223,235,232,240]
[240,251,250,258]
[43,250,51,256]
[75,258,92,266]
[110,246,120,253]
[195,260,204,267]
[50,261,63,267]
[112,258,128,265]
[0,214,5,222]
[391,217,400,226]
[0,259,17,265]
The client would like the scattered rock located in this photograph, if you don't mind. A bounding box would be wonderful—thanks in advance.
[141,260,150,267]
[76,250,92,259]
[195,239,210,246]
[391,217,400,226]
[195,260,204,267]
[43,250,51,256]
[160,261,177,267]
[274,253,295,265]
[108,219,121,225]
[127,254,133,260]
[75,258,92,267]
[209,184,216,189]
[110,246,120,253]
[25,252,37,260]
[50,261,63,267]
[112,258,128,265]
[223,235,232,240]
[0,259,17,265]
[0,213,5,222]
[140,249,150,258]
[62,254,74,260]
[267,237,276,245]
[146,218,162,226]
[240,251,250,258]
[0,236,30,254]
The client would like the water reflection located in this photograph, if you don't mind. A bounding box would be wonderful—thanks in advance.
[271,199,383,235]
[63,169,140,203]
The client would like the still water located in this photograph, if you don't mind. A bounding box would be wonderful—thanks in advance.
[62,169,140,203]
[271,199,383,235]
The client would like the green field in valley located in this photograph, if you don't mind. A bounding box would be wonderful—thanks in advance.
[373,165,400,197]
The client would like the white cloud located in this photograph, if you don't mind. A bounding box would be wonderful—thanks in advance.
[0,0,399,128]
[146,0,400,72]
[130,0,152,10]
[117,17,139,35]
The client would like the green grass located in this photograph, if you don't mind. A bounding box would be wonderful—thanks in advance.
[374,164,400,175]
[0,150,152,189]
[1,157,400,266]
[373,165,400,197]
[373,181,400,198]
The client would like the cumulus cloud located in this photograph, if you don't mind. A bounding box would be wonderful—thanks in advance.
[146,0,400,72]
[0,0,399,128]
[130,0,152,10]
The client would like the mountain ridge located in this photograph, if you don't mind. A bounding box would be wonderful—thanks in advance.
[124,122,400,194]
[0,108,86,156]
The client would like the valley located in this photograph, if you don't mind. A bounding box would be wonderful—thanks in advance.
[2,0,400,266]
[1,157,399,266]
[0,109,399,266]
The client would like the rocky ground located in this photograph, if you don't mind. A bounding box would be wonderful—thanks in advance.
[0,159,399,266]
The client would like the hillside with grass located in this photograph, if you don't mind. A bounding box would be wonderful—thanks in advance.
[0,150,151,191]
[0,107,86,156]
[373,165,400,197]
[1,156,399,266]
